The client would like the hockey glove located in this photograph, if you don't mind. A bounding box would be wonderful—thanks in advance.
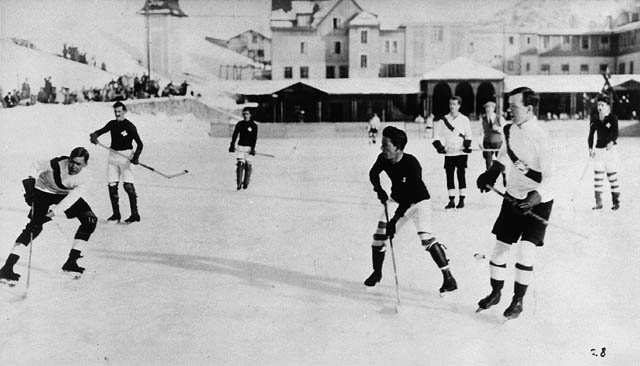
[89,133,98,144]
[476,161,505,192]
[516,190,542,214]
[250,148,256,156]
[432,140,446,154]
[228,144,235,153]
[385,217,397,239]
[22,177,36,206]
[130,154,140,165]
[375,188,388,204]
[462,139,472,153]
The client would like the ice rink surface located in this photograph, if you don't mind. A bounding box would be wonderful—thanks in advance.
[1,103,639,365]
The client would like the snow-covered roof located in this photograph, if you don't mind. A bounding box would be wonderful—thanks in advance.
[291,1,315,14]
[231,77,421,96]
[348,11,380,27]
[421,57,506,80]
[270,8,296,21]
[503,74,637,93]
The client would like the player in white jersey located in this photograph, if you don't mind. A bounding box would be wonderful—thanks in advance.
[432,96,473,209]
[0,147,97,283]
[475,87,554,319]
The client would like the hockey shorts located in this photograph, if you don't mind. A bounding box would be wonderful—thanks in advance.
[491,197,554,246]
[107,149,135,183]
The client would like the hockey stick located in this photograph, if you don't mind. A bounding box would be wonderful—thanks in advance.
[383,202,401,313]
[96,142,189,179]
[22,205,34,299]
[570,158,591,208]
[255,152,275,158]
[487,185,589,239]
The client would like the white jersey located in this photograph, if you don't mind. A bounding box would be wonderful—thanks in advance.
[435,112,472,156]
[34,158,90,216]
[369,115,381,130]
[496,117,553,202]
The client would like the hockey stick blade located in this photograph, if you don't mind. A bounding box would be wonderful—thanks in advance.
[255,152,275,158]
[162,170,190,179]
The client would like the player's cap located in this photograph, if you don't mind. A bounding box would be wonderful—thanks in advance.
[596,94,611,105]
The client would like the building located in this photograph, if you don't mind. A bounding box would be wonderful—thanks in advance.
[138,0,187,79]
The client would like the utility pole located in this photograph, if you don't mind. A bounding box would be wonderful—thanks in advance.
[146,6,151,79]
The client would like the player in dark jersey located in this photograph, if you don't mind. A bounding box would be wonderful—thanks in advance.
[229,107,258,190]
[588,94,620,210]
[90,101,144,223]
[365,126,457,295]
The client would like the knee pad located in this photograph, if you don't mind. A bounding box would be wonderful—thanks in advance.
[16,222,43,244]
[75,211,97,240]
[236,160,245,168]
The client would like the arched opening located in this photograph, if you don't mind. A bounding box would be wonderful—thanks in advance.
[432,82,452,119]
[454,82,474,119]
[476,82,496,117]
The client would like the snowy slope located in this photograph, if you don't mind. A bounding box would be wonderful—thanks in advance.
[1,103,639,365]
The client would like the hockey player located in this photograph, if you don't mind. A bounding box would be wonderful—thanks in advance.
[365,126,457,295]
[0,147,97,283]
[229,107,258,190]
[480,99,507,187]
[90,101,143,223]
[475,87,554,319]
[432,96,473,209]
[588,95,620,210]
[368,112,381,144]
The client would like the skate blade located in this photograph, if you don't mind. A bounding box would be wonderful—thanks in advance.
[0,278,17,287]
[439,289,458,298]
[62,271,82,280]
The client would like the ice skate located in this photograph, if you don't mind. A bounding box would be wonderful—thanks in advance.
[62,249,85,276]
[124,212,140,223]
[364,271,382,287]
[439,271,457,295]
[503,296,524,319]
[107,213,121,222]
[476,291,501,312]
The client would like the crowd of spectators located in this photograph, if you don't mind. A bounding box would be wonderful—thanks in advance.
[62,43,108,72]
[1,74,194,108]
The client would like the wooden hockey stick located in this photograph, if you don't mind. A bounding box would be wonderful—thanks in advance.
[96,142,189,179]
[487,185,589,239]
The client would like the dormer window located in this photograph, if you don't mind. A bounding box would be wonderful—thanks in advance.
[332,17,342,29]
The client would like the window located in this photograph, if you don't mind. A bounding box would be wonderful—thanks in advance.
[380,64,405,77]
[633,13,639,21]
[333,17,342,29]
[561,64,570,73]
[507,61,514,71]
[393,41,398,53]
[631,61,634,74]
[580,64,589,73]
[300,66,309,79]
[339,65,349,78]
[600,35,609,46]
[581,36,590,50]
[326,66,335,78]
[540,64,550,74]
[508,36,514,45]
[300,42,306,54]
[284,67,292,79]
[360,54,368,68]
[527,36,531,45]
[334,41,341,54]
[257,49,264,58]
[432,26,443,42]
[252,34,258,44]
[361,30,368,44]
[619,62,626,74]
[543,35,550,49]
[385,40,390,53]
[526,63,530,72]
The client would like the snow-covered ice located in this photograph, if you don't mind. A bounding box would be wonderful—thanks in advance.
[1,103,639,365]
